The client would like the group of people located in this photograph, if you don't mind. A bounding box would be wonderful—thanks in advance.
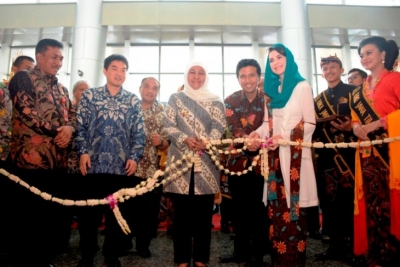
[0,35,399,267]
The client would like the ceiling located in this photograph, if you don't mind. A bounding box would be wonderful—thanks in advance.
[1,25,399,48]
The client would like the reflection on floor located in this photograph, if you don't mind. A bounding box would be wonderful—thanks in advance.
[51,229,352,267]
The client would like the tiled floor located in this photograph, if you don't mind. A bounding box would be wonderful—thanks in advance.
[50,229,352,267]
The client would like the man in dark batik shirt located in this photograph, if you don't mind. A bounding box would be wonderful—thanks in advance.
[5,39,75,267]
[220,59,268,267]
[313,55,357,262]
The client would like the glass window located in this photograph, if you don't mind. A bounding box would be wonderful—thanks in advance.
[159,74,184,103]
[208,74,224,100]
[350,48,366,71]
[193,46,223,73]
[345,0,400,6]
[224,74,242,98]
[258,46,268,73]
[105,46,125,57]
[160,46,189,73]
[314,48,342,74]
[129,46,159,73]
[223,46,253,73]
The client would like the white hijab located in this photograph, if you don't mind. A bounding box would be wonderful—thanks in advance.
[183,61,220,102]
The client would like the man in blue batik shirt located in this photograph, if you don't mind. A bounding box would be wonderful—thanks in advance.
[75,54,146,267]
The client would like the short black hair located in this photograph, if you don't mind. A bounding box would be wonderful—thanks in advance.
[236,59,261,78]
[104,54,129,70]
[348,68,367,79]
[140,77,160,89]
[35,38,63,55]
[12,55,35,67]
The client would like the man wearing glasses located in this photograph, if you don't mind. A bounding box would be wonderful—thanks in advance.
[347,68,367,86]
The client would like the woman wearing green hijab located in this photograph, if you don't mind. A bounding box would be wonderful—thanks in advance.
[250,44,318,267]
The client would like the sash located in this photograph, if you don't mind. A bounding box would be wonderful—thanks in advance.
[314,91,355,181]
[314,91,336,119]
[350,86,389,256]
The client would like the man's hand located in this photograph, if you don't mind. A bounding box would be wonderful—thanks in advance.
[150,132,162,147]
[330,116,352,131]
[248,131,260,151]
[80,154,91,176]
[54,126,73,148]
[126,159,137,176]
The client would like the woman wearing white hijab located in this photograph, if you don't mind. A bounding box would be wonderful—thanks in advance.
[163,62,226,267]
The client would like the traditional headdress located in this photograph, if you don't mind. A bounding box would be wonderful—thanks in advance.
[320,54,342,68]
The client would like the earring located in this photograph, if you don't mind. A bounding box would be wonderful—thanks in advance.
[382,59,385,64]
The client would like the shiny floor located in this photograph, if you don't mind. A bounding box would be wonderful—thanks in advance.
[50,230,352,267]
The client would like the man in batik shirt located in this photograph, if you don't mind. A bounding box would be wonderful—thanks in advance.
[220,59,268,267]
[130,77,169,258]
[75,54,145,267]
[313,55,357,262]
[5,39,75,267]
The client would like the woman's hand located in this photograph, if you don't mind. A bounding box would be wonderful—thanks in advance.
[184,137,204,151]
[267,135,282,151]
[353,120,382,140]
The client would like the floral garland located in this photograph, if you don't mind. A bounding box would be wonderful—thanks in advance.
[2,135,400,233]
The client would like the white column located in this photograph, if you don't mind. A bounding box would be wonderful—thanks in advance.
[341,43,352,75]
[0,43,11,80]
[252,40,260,66]
[278,0,312,85]
[70,0,107,91]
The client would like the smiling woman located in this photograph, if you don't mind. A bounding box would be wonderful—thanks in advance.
[162,61,226,267]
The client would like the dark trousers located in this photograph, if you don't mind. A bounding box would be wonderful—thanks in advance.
[229,172,269,262]
[4,167,71,267]
[169,192,214,264]
[131,186,162,251]
[75,173,142,260]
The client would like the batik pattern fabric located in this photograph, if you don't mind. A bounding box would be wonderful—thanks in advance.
[267,121,307,267]
[224,90,265,173]
[350,71,400,265]
[67,103,80,174]
[360,153,400,266]
[0,82,12,161]
[162,92,226,195]
[8,67,76,170]
[75,86,145,175]
[136,101,167,179]
[224,90,265,138]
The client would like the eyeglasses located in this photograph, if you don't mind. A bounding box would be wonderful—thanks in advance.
[346,74,359,82]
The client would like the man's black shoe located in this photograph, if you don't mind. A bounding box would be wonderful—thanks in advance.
[104,258,121,267]
[308,230,322,240]
[219,254,246,263]
[76,258,94,267]
[137,248,151,258]
[244,258,264,267]
[314,246,346,262]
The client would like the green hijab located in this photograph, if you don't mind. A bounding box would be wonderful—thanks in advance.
[264,43,305,109]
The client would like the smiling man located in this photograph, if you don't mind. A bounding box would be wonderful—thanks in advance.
[313,55,357,263]
[6,38,76,267]
[75,54,145,267]
[125,77,169,259]
[221,59,268,267]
